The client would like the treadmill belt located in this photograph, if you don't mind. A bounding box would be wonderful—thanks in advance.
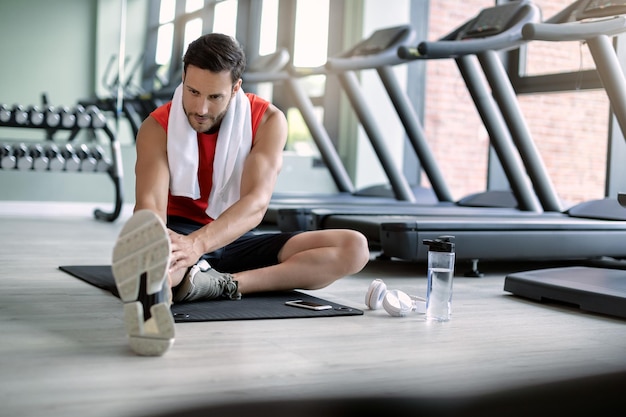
[504,266,626,319]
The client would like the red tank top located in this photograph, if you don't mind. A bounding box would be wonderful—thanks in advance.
[150,93,270,224]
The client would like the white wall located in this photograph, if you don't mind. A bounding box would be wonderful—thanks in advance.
[0,0,145,204]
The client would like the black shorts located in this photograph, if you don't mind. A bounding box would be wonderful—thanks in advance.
[167,216,300,273]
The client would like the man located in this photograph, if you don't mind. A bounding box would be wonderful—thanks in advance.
[111,33,370,356]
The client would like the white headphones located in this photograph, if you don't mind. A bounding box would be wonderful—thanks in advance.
[365,279,426,317]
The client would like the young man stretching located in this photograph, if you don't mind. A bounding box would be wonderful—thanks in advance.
[111,33,370,356]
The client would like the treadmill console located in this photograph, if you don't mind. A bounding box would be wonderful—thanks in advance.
[577,0,626,20]
[349,26,411,57]
[459,1,526,39]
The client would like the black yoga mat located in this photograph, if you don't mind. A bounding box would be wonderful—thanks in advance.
[59,265,363,322]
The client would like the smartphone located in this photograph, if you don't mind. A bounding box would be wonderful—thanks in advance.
[285,299,333,311]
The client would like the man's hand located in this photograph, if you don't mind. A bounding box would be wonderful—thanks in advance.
[168,229,204,275]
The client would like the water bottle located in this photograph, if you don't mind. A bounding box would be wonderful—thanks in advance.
[423,236,455,322]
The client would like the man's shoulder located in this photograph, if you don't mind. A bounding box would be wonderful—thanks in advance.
[245,92,269,107]
[151,101,173,128]
[245,93,271,119]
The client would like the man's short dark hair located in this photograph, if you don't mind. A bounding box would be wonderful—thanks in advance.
[183,33,246,85]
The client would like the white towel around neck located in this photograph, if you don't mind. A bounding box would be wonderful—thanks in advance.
[167,83,252,219]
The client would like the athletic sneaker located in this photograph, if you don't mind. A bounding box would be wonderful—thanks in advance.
[111,210,175,356]
[173,259,241,302]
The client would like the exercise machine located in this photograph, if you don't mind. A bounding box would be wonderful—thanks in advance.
[311,1,626,267]
[504,0,626,319]
[245,40,438,227]
[272,15,547,232]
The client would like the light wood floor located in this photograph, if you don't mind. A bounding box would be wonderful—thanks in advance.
[1,202,625,417]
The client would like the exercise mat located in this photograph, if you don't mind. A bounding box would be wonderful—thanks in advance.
[59,265,363,322]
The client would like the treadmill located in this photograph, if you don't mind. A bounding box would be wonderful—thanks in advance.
[244,48,415,226]
[314,0,626,264]
[297,3,543,235]
[273,8,550,232]
[504,0,626,320]
[243,48,357,201]
[246,39,431,227]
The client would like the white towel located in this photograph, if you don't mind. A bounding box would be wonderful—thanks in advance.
[167,84,252,219]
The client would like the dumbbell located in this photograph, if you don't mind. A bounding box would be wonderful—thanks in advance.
[12,104,29,125]
[76,143,97,171]
[28,144,50,171]
[1,143,17,169]
[45,106,62,128]
[27,106,45,127]
[0,104,11,123]
[15,143,34,170]
[75,105,92,129]
[59,107,76,129]
[60,143,81,171]
[85,105,107,129]
[43,143,65,171]
[90,145,111,172]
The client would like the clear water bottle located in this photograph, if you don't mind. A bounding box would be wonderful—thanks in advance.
[423,236,455,322]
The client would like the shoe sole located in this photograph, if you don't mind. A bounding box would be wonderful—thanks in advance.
[112,210,174,356]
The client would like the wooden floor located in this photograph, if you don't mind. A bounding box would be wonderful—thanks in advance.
[1,202,625,417]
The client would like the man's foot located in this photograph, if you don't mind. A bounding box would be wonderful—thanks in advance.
[173,260,241,302]
[112,210,175,356]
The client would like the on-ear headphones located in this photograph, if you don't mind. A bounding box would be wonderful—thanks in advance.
[365,279,425,317]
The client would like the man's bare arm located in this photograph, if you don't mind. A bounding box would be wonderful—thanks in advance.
[168,104,288,271]
[134,116,171,221]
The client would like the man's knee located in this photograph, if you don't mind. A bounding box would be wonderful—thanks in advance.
[340,229,370,272]
[316,229,369,274]
[279,229,369,270]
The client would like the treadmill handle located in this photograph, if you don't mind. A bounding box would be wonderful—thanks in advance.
[243,72,289,84]
[326,48,412,72]
[411,33,527,60]
[522,16,626,42]
[400,3,541,60]
[327,26,416,72]
[289,65,327,78]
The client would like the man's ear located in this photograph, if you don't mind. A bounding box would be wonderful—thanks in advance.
[232,79,242,95]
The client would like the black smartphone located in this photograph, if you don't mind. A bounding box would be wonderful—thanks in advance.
[285,300,333,311]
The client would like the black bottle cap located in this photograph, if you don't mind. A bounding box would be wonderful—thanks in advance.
[422,235,455,253]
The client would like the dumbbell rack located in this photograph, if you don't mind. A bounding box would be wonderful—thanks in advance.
[0,103,123,222]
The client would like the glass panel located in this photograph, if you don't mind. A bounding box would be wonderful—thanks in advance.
[287,0,330,158]
[155,22,174,66]
[516,0,610,203]
[186,0,204,13]
[293,0,329,67]
[159,0,176,24]
[213,0,238,37]
[184,18,203,53]
[287,108,319,155]
[259,0,279,55]
[523,0,596,76]
[518,91,608,203]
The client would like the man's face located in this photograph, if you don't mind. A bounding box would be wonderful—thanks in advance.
[181,65,240,133]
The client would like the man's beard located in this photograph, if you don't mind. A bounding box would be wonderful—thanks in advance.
[184,100,231,134]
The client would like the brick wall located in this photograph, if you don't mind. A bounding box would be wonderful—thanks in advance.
[424,0,609,204]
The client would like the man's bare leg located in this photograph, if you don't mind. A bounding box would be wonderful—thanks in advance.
[169,229,369,300]
[233,229,369,294]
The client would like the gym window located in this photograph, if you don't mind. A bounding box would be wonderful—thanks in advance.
[144,0,238,92]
